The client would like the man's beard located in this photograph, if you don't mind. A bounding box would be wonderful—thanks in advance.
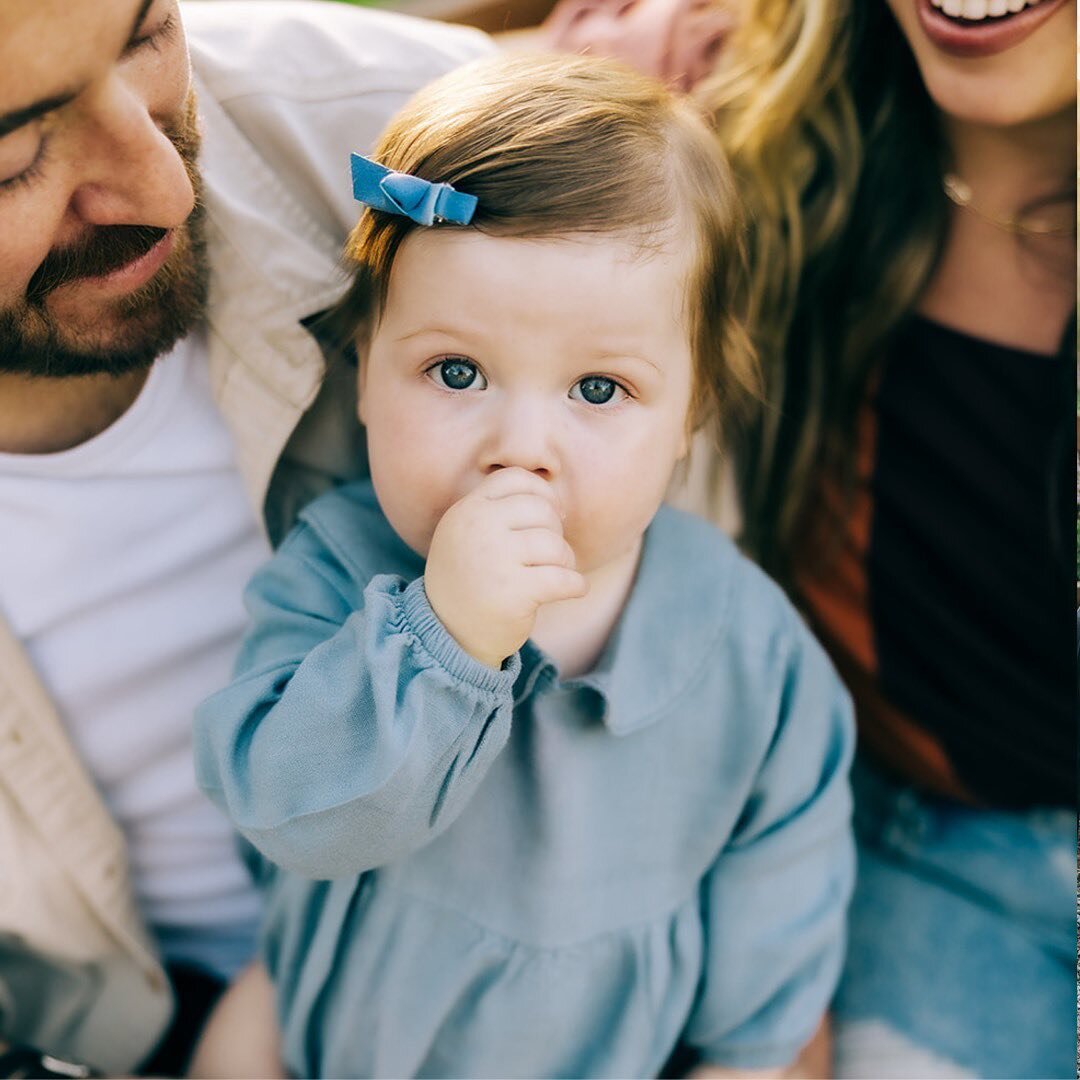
[0,91,209,378]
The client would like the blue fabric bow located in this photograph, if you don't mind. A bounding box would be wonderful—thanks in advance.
[350,153,477,226]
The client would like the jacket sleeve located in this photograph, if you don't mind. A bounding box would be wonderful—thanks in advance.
[681,620,856,1070]
[195,524,519,879]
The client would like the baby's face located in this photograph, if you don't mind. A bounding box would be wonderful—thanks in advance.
[358,228,695,578]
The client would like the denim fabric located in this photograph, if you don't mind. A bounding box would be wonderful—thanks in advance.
[197,480,855,1078]
[832,756,1076,1079]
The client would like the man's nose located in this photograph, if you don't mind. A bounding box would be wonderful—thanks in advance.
[480,395,560,480]
[68,77,195,231]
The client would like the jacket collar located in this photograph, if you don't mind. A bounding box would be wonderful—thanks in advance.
[197,70,349,388]
[195,72,353,510]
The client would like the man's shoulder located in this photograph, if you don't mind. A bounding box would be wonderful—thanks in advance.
[184,1,493,101]
[185,1,496,250]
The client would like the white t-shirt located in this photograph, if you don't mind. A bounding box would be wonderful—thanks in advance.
[0,333,268,977]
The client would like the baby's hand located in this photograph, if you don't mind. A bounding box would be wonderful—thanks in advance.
[424,468,588,669]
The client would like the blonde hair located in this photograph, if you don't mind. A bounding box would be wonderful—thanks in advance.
[335,52,759,436]
[698,1,949,580]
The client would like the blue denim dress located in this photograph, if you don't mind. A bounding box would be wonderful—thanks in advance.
[196,482,855,1078]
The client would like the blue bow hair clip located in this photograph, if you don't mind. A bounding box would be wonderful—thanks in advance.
[350,153,478,227]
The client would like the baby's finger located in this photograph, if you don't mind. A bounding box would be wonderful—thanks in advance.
[476,467,562,510]
[513,528,577,570]
[526,564,589,606]
[492,492,564,534]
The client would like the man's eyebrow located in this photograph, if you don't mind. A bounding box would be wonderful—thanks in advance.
[0,0,154,139]
[0,92,78,138]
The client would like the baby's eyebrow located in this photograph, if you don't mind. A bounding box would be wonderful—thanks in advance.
[391,325,477,344]
[589,351,665,376]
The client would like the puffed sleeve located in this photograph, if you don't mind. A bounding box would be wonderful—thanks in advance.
[681,621,855,1070]
[194,522,519,879]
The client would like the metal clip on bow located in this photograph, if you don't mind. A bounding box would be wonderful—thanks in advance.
[350,153,477,226]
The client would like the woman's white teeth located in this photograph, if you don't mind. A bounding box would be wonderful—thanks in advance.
[930,0,1042,16]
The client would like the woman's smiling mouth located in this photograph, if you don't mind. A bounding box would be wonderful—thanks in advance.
[919,0,1069,56]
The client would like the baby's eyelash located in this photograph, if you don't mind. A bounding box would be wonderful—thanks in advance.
[570,374,633,407]
[424,356,487,391]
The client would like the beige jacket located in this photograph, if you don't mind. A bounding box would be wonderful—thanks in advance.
[0,3,492,1072]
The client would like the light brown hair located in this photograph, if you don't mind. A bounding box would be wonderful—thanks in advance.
[334,52,759,435]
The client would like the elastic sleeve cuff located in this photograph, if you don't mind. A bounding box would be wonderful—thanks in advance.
[397,575,522,694]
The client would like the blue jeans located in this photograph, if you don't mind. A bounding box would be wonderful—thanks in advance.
[831,756,1076,1079]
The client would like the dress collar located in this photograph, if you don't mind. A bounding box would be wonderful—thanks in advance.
[523,505,741,736]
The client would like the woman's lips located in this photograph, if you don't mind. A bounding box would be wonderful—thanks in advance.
[917,0,1069,57]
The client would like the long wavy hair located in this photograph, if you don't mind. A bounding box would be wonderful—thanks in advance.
[698,0,950,582]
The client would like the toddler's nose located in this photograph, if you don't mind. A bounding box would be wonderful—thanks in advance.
[480,398,559,480]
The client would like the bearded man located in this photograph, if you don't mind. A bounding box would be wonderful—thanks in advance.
[0,1,491,1075]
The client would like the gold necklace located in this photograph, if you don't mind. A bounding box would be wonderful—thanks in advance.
[942,172,1075,239]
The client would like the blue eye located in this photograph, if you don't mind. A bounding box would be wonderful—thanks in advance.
[572,376,621,405]
[431,358,486,391]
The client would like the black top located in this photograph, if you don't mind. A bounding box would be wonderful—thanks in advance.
[867,315,1075,808]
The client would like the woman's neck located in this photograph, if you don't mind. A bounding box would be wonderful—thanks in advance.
[917,107,1075,354]
[943,108,1075,214]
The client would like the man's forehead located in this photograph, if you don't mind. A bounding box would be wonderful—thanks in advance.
[0,0,149,116]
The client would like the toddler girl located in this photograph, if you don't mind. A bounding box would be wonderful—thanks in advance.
[195,52,854,1079]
